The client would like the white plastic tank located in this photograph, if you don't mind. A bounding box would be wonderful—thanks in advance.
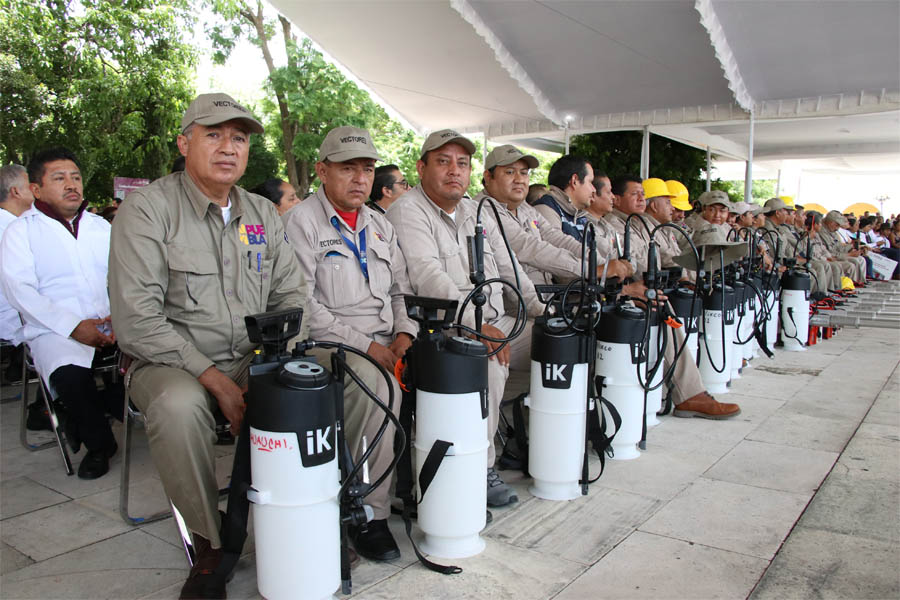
[527,317,590,501]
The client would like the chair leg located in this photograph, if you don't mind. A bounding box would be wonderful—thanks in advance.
[119,400,170,526]
[19,359,56,452]
[38,378,74,476]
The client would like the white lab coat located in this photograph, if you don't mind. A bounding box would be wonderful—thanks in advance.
[0,209,24,344]
[0,207,111,385]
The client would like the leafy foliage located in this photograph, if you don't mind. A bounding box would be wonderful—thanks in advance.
[711,179,777,204]
[571,131,709,199]
[0,0,197,202]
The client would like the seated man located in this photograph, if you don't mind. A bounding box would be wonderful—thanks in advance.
[604,175,740,420]
[283,126,415,561]
[386,130,543,508]
[0,164,34,386]
[109,93,307,600]
[474,145,630,288]
[0,148,121,478]
[367,164,409,214]
[760,197,835,294]
[820,210,867,283]
[531,155,593,240]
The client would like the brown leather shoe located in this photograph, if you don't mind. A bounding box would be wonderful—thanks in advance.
[673,392,741,420]
[179,535,227,599]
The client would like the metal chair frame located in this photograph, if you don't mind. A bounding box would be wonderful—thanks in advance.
[18,347,74,475]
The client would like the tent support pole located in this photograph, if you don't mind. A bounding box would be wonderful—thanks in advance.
[640,126,650,179]
[706,146,712,191]
[775,169,782,197]
[744,109,755,203]
[483,132,488,164]
[564,123,570,154]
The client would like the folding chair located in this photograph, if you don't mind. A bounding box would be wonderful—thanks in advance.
[18,345,74,475]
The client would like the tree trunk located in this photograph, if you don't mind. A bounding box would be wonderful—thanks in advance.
[241,1,299,189]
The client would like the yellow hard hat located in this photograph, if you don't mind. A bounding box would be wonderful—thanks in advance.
[666,180,691,211]
[841,276,855,291]
[643,178,673,200]
[779,195,795,208]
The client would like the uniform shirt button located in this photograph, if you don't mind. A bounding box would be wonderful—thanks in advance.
[233,316,240,323]
[226,289,233,297]
[262,273,268,280]
[224,258,230,266]
[334,265,341,271]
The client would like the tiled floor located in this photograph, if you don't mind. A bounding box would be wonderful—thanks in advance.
[2,285,898,599]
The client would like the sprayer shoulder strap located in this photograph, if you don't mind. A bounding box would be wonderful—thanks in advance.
[217,419,252,581]
[394,387,462,575]
[581,375,621,483]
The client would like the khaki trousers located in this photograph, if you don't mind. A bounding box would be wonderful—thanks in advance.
[664,322,706,404]
[128,354,253,549]
[485,315,534,466]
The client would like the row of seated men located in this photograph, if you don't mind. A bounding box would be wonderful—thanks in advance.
[1,93,754,600]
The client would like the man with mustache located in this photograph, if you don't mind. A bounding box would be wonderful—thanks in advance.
[386,130,543,509]
[0,147,121,478]
[283,126,415,562]
[109,93,307,599]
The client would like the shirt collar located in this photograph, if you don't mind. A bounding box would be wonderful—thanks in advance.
[415,184,469,227]
[181,171,243,222]
[33,198,88,238]
[315,185,372,234]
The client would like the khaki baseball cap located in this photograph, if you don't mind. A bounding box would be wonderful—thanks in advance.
[824,209,849,227]
[318,126,383,163]
[485,144,539,170]
[420,129,476,158]
[763,197,789,212]
[697,190,730,207]
[181,93,263,134]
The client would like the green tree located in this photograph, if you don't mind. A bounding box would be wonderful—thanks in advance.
[570,131,708,199]
[711,179,777,204]
[208,0,407,194]
[0,0,197,202]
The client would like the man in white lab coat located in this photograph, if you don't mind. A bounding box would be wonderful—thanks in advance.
[0,164,34,385]
[0,148,120,479]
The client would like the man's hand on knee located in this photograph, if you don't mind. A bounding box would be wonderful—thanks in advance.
[198,366,245,435]
[367,341,400,373]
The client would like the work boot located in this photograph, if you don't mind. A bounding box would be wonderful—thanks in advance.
[673,392,741,420]
[179,535,227,599]
[487,467,518,507]
[351,519,400,561]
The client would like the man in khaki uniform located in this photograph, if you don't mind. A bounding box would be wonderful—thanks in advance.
[386,130,543,508]
[475,145,582,287]
[761,197,835,294]
[604,177,740,420]
[642,178,686,268]
[531,155,594,242]
[109,93,307,600]
[820,210,867,282]
[283,126,414,561]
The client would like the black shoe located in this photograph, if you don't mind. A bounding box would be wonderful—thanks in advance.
[76,440,118,480]
[486,509,493,524]
[26,401,53,431]
[351,519,400,561]
[77,450,110,479]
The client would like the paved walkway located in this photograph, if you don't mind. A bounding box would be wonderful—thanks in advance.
[1,291,898,599]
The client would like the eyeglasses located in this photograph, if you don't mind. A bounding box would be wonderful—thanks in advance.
[392,179,410,190]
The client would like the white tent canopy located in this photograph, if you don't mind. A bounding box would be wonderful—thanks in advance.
[270,0,900,167]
